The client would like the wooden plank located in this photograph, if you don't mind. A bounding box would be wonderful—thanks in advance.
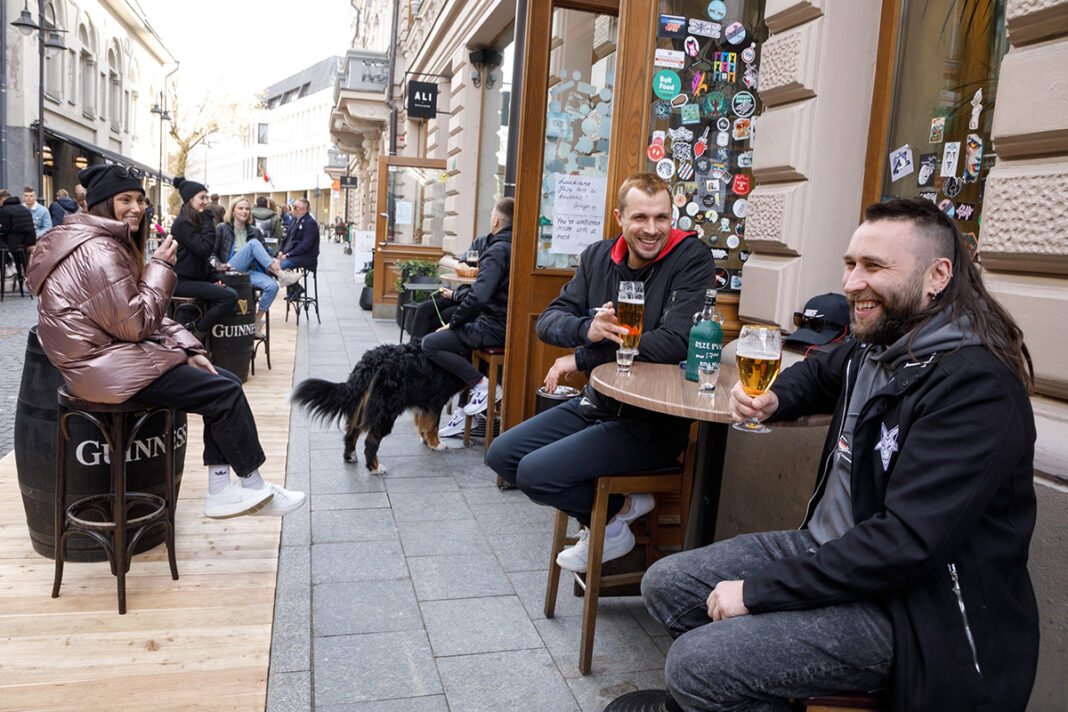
[0,297,296,710]
[860,0,903,214]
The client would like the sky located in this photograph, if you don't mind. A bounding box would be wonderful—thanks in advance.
[136,0,354,94]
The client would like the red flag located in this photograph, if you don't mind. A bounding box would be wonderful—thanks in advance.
[260,165,271,183]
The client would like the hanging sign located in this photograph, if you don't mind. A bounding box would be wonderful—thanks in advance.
[407,80,438,119]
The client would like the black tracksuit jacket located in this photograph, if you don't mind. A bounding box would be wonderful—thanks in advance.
[171,210,222,282]
[746,339,1038,712]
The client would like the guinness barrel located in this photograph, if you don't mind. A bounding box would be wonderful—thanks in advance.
[212,271,255,382]
[15,328,186,561]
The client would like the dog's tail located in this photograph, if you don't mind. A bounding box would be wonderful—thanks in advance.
[291,378,364,428]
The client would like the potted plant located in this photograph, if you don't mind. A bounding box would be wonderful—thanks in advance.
[359,269,374,311]
[394,259,440,329]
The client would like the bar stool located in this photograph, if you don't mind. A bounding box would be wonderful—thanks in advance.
[800,694,885,711]
[0,245,28,301]
[545,449,693,674]
[52,387,179,614]
[463,347,504,464]
[250,286,271,375]
[285,267,319,325]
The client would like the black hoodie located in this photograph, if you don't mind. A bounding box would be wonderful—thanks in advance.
[0,196,36,249]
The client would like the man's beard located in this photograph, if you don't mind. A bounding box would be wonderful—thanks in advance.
[849,275,926,346]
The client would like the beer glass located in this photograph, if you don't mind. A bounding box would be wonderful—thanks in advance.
[616,281,644,373]
[733,325,782,433]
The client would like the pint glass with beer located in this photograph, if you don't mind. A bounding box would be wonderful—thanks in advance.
[616,281,644,373]
[733,325,782,433]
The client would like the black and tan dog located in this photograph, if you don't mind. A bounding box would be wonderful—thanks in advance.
[291,343,466,474]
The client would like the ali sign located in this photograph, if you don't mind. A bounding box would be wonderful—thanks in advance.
[407,80,438,119]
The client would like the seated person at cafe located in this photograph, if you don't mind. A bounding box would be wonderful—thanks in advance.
[783,292,850,355]
[212,196,300,338]
[609,198,1038,712]
[421,197,514,432]
[486,172,716,572]
[276,198,319,300]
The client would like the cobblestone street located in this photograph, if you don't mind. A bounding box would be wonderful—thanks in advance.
[0,281,38,458]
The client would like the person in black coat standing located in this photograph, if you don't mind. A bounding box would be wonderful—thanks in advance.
[1,189,37,287]
[48,189,81,227]
[169,177,237,341]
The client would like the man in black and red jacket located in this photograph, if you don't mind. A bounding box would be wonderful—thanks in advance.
[488,172,716,573]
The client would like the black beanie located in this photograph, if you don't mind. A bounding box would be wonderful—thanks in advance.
[173,176,207,204]
[78,165,145,209]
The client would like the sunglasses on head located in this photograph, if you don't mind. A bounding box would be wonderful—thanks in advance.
[793,312,837,332]
[109,164,144,180]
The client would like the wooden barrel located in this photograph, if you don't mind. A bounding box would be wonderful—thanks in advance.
[14,328,186,561]
[212,271,255,382]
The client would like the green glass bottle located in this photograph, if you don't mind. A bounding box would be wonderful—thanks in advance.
[685,289,724,382]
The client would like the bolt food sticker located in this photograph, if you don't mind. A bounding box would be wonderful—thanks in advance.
[725,21,746,45]
[653,70,682,101]
[681,104,702,125]
[654,48,686,69]
[707,1,727,21]
[963,134,982,183]
[955,202,976,221]
[929,117,945,144]
[732,91,756,118]
[689,18,721,38]
[658,14,687,38]
[917,153,937,187]
[941,141,960,178]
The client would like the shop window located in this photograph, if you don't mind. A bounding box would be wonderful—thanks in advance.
[383,164,446,247]
[474,28,515,238]
[536,8,619,270]
[879,0,1007,257]
[645,0,768,294]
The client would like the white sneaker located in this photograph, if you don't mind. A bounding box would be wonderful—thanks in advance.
[277,269,302,287]
[438,410,467,438]
[463,383,503,416]
[617,493,655,524]
[555,523,636,573]
[248,482,306,516]
[254,320,267,339]
[204,481,274,518]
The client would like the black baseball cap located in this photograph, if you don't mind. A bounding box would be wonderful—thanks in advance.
[785,293,849,347]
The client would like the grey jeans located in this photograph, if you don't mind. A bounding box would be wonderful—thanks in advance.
[642,530,893,712]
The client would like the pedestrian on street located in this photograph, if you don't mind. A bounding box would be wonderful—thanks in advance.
[48,189,81,227]
[22,187,52,241]
[26,164,305,519]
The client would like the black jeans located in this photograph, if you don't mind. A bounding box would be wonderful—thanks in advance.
[486,396,689,525]
[421,328,483,387]
[134,364,266,477]
[173,279,238,334]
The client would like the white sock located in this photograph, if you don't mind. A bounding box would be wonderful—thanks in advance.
[473,377,489,393]
[605,518,625,538]
[208,465,231,494]
[241,469,267,489]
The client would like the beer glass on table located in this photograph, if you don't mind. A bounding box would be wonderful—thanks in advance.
[733,325,782,433]
[616,281,644,373]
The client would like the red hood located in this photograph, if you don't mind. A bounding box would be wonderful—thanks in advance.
[610,228,694,265]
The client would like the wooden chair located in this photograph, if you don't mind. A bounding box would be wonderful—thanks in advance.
[545,446,694,675]
[463,347,505,464]
[800,695,885,711]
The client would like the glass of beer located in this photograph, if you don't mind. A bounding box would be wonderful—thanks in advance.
[733,325,782,433]
[616,281,644,373]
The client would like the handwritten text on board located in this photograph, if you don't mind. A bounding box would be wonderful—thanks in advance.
[551,174,607,254]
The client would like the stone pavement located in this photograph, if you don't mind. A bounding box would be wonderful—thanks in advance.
[0,274,38,458]
[268,241,670,711]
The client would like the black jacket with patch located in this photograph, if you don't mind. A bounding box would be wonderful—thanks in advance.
[745,340,1038,712]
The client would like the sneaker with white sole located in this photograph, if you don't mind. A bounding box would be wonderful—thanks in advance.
[277,269,302,287]
[247,482,306,516]
[204,481,274,518]
[555,522,636,573]
[438,410,467,438]
[463,384,503,416]
[617,493,655,524]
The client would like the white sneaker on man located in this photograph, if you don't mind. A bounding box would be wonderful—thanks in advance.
[463,383,503,416]
[204,481,274,518]
[277,269,302,287]
[247,482,306,516]
[438,410,467,438]
[617,493,655,523]
[555,522,636,573]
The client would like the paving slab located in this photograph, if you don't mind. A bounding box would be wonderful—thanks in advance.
[312,540,408,584]
[313,579,423,636]
[421,595,543,656]
[407,554,513,602]
[436,649,580,712]
[313,631,442,705]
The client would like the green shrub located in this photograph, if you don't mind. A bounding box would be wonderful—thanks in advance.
[364,269,374,288]
[394,259,439,302]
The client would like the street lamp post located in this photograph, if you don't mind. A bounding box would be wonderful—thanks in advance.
[11,0,66,197]
[150,94,171,213]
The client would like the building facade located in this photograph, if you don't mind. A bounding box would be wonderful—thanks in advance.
[2,0,174,200]
[188,56,344,225]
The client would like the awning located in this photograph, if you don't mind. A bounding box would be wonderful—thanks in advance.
[42,126,173,183]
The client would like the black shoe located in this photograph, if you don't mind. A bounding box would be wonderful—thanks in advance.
[286,284,304,302]
[603,689,683,712]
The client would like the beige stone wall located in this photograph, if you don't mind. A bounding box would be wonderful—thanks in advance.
[742,1,882,328]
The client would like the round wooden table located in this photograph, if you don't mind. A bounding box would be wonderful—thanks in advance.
[440,272,477,285]
[591,361,735,549]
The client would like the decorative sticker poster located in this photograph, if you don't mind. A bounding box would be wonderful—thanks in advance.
[551,174,608,254]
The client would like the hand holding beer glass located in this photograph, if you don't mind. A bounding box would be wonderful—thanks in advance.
[616,281,644,373]
[733,325,782,433]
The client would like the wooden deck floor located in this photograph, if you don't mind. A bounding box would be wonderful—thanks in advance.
[0,304,296,712]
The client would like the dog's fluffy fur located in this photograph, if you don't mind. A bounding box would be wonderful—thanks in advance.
[291,343,466,473]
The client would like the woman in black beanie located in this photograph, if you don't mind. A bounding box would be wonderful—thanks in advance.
[170,176,237,341]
